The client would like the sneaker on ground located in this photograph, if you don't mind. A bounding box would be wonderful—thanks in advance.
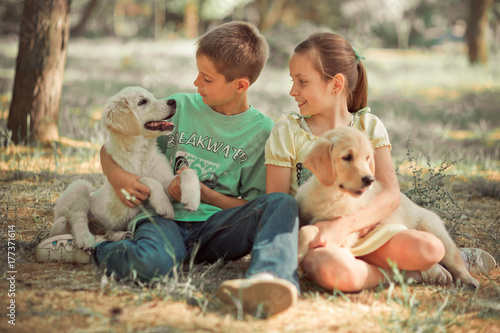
[216,273,298,318]
[35,234,91,264]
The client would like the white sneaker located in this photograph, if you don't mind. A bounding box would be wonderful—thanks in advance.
[460,248,496,275]
[216,273,298,318]
[35,234,91,264]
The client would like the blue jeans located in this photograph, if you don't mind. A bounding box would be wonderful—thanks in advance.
[94,192,300,290]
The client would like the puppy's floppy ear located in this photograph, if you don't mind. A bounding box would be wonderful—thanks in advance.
[103,96,142,136]
[303,141,336,186]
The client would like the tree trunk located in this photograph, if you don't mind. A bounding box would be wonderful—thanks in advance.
[8,0,71,145]
[184,1,199,39]
[466,0,492,64]
[258,0,288,32]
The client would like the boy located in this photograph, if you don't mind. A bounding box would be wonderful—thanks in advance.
[43,22,299,317]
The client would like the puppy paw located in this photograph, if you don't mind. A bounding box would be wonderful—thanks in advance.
[74,232,96,250]
[152,199,175,219]
[181,193,200,212]
[456,273,480,290]
[180,169,200,212]
[159,205,175,219]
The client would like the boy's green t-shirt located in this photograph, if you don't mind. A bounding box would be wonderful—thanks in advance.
[128,93,274,229]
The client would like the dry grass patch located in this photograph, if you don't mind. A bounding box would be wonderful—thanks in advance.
[1,150,499,332]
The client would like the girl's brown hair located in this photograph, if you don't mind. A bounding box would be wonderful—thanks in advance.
[294,33,367,113]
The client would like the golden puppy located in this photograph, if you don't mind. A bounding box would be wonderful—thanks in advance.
[296,127,479,289]
[50,87,200,250]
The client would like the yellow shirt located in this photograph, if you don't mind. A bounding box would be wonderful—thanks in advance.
[265,107,391,196]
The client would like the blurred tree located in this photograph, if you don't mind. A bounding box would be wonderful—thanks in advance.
[71,0,99,37]
[341,0,423,49]
[184,1,199,38]
[8,0,71,145]
[466,0,493,64]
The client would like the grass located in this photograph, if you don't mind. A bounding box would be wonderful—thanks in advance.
[0,36,499,332]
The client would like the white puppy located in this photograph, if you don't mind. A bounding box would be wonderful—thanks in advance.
[50,86,200,250]
[296,127,479,289]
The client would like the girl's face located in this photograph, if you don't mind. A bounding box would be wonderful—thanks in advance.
[289,52,335,117]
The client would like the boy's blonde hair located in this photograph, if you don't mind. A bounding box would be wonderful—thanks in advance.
[196,21,269,85]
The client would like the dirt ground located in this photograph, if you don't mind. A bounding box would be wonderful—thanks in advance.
[0,173,499,333]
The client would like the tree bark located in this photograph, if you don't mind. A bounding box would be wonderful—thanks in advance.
[466,0,492,64]
[8,0,71,145]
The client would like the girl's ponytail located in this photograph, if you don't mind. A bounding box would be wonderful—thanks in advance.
[348,62,368,113]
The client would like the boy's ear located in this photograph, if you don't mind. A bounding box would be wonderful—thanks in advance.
[235,78,250,93]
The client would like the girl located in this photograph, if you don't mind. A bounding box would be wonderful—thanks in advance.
[265,32,450,292]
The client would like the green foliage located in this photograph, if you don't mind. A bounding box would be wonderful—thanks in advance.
[264,21,331,68]
[396,137,469,241]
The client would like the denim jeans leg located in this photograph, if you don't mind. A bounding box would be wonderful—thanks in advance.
[194,192,299,290]
[93,217,188,282]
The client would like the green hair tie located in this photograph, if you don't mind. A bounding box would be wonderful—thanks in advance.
[353,48,365,64]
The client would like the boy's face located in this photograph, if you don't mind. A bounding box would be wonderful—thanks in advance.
[194,55,239,112]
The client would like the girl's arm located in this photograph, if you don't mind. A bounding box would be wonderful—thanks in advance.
[310,146,400,247]
[266,165,292,194]
[100,145,151,208]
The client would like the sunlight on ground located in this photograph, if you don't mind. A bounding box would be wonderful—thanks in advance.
[0,139,102,175]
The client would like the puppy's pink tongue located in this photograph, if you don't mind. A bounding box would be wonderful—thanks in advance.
[144,120,174,131]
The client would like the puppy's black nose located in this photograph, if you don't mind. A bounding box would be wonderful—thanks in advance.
[362,176,375,186]
[167,99,176,107]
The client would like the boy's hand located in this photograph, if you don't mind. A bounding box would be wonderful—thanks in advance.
[110,169,150,208]
[167,166,188,202]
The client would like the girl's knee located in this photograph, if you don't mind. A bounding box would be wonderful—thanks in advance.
[394,231,445,267]
[418,232,445,263]
[303,248,363,292]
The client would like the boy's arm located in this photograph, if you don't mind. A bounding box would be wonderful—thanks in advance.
[309,146,400,248]
[167,172,247,209]
[200,183,247,209]
[266,165,292,194]
[100,145,151,208]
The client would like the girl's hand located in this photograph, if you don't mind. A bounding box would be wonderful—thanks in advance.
[309,217,376,249]
[308,217,351,249]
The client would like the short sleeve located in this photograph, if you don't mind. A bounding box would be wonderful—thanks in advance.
[265,118,297,167]
[353,113,392,150]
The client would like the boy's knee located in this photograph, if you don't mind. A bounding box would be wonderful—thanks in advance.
[128,250,176,280]
[101,240,180,281]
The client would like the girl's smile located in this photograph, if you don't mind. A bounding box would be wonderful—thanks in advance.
[288,52,334,117]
